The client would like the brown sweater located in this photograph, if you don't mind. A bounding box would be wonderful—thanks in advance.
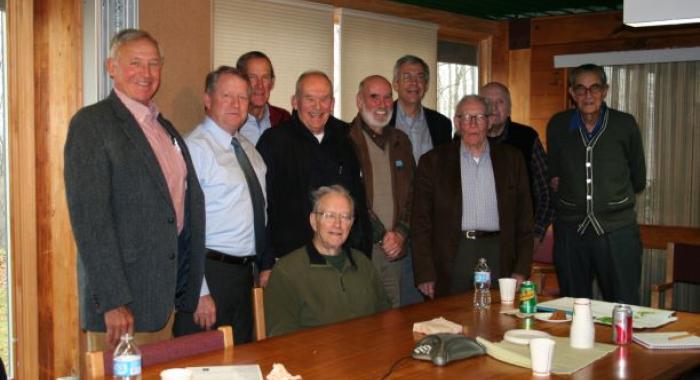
[348,116,415,240]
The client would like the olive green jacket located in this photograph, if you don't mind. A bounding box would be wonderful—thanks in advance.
[265,244,390,337]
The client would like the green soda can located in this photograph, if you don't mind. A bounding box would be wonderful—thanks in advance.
[519,281,537,314]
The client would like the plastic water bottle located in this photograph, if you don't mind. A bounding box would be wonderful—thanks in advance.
[473,257,491,309]
[113,333,141,380]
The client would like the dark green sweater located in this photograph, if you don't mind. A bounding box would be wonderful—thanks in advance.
[547,108,646,233]
[265,244,390,337]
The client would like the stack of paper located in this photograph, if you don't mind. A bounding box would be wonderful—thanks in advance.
[537,298,677,328]
[633,332,700,350]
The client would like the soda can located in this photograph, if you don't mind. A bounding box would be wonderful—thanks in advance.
[612,304,633,344]
[519,281,537,314]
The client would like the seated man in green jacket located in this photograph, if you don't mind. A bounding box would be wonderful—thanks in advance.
[265,185,390,337]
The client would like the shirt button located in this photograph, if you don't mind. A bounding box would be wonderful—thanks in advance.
[587,179,592,183]
[168,217,175,224]
[586,195,592,200]
[586,147,592,151]
[585,162,591,167]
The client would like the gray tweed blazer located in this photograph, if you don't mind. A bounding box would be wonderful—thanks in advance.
[64,91,205,332]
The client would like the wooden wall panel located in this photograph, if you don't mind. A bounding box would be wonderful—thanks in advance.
[525,10,700,148]
[141,0,212,134]
[508,49,531,129]
[314,0,500,42]
[7,1,40,378]
[33,0,82,377]
[490,21,510,86]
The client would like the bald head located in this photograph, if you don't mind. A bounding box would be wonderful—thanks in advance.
[480,82,512,135]
[356,75,393,130]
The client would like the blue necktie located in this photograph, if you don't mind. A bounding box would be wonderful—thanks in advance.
[231,137,266,260]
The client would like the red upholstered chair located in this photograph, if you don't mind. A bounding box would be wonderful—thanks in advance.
[650,242,700,311]
[530,229,560,296]
[84,325,233,379]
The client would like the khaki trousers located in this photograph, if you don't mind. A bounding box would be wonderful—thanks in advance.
[372,244,403,308]
[86,311,175,352]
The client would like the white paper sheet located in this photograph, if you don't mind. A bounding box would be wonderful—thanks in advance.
[186,365,264,380]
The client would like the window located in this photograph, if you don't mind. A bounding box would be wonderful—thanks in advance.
[335,8,437,120]
[437,41,478,122]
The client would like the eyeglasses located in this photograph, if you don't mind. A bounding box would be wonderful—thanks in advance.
[573,84,605,97]
[315,211,354,224]
[455,113,488,125]
[399,73,427,84]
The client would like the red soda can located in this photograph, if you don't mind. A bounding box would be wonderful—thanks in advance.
[612,304,633,344]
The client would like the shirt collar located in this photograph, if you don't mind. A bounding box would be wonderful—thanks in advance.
[397,102,425,123]
[114,88,160,123]
[460,139,491,160]
[203,116,239,148]
[355,114,389,149]
[570,102,609,138]
[305,242,356,269]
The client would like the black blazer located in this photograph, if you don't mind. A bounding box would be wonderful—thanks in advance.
[65,91,205,331]
[389,101,453,148]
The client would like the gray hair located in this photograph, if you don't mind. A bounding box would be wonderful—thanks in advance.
[295,70,333,98]
[109,29,162,61]
[569,63,607,88]
[236,51,276,79]
[393,55,430,83]
[310,185,354,214]
[480,82,512,111]
[204,66,251,96]
[455,95,491,117]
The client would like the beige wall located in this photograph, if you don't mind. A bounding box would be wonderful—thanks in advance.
[141,0,212,134]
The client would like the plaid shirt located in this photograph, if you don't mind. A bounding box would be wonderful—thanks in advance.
[491,119,553,240]
[530,138,554,239]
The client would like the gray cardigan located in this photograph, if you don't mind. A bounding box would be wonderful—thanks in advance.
[547,107,646,233]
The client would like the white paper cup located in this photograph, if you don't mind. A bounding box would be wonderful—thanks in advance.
[160,368,193,380]
[498,278,517,304]
[530,338,556,376]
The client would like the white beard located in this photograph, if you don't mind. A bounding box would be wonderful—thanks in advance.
[360,107,393,129]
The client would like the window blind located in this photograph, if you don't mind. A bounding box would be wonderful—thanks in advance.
[336,8,438,121]
[213,0,334,111]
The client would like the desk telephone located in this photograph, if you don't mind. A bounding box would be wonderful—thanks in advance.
[412,334,486,366]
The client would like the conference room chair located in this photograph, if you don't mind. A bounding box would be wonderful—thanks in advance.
[252,286,266,341]
[650,242,700,311]
[84,325,233,379]
[530,229,560,296]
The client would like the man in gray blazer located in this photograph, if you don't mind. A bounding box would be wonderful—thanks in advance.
[64,29,205,349]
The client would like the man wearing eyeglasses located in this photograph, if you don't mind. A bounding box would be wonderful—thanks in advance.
[264,185,389,337]
[547,63,646,305]
[235,51,291,145]
[390,55,452,163]
[412,96,533,299]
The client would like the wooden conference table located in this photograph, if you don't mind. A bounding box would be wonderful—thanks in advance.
[135,291,700,379]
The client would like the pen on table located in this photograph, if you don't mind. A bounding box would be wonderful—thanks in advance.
[668,333,694,341]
